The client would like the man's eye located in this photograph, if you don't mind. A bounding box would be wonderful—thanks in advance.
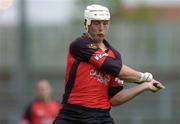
[103,21,108,25]
[94,22,100,25]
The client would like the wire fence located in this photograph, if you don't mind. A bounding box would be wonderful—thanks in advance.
[0,22,180,124]
[0,0,180,123]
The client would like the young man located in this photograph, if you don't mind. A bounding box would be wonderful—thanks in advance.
[53,4,165,124]
[21,80,60,124]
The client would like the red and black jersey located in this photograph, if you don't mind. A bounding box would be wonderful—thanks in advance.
[62,33,124,109]
[21,99,60,124]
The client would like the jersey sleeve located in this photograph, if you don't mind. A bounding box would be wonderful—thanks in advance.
[70,38,122,77]
[108,77,124,99]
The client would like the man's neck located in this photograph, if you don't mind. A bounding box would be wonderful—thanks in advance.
[96,42,107,51]
[37,97,50,103]
[86,33,107,51]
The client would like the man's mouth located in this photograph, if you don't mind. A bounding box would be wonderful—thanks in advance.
[97,34,104,37]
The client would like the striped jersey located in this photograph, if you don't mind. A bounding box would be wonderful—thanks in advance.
[62,33,124,109]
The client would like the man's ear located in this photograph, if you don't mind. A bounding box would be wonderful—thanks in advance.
[84,19,88,31]
[84,19,87,26]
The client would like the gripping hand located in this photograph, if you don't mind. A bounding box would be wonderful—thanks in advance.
[139,72,153,82]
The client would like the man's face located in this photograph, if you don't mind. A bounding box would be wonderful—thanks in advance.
[36,80,52,101]
[88,20,109,42]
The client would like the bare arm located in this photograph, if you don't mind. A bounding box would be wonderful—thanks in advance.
[118,64,154,83]
[70,39,155,83]
[110,81,163,106]
[119,64,142,83]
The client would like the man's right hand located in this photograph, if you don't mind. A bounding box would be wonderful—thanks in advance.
[144,80,165,92]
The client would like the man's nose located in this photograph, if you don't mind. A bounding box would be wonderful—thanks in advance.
[99,23,104,30]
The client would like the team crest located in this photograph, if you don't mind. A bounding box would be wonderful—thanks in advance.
[88,43,98,49]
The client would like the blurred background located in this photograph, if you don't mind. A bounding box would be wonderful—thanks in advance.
[0,0,179,124]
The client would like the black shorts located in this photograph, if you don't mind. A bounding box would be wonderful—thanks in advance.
[53,104,114,124]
